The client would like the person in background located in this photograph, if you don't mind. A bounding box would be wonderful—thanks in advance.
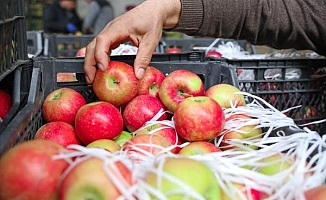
[82,0,114,35]
[44,0,83,34]
[83,0,326,83]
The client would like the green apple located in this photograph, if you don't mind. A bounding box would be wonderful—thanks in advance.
[206,83,246,108]
[257,153,293,176]
[59,157,133,200]
[145,157,221,199]
[178,141,221,156]
[86,139,121,152]
[113,131,133,146]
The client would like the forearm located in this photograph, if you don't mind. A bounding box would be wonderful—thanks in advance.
[173,0,326,55]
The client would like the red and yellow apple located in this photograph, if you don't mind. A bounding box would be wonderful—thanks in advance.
[206,83,246,108]
[92,61,139,106]
[174,96,225,141]
[59,157,133,200]
[75,101,124,145]
[0,140,69,200]
[35,121,81,148]
[0,89,11,123]
[159,69,205,112]
[86,139,121,152]
[42,87,86,125]
[178,141,221,156]
[138,66,165,98]
[123,94,168,132]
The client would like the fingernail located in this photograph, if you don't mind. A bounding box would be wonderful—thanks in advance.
[97,63,105,71]
[137,68,145,79]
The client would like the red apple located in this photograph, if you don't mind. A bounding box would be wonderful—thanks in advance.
[86,139,121,152]
[57,73,78,82]
[75,101,124,145]
[166,46,181,53]
[59,157,133,199]
[92,61,139,106]
[0,140,69,200]
[123,94,168,132]
[304,185,326,200]
[206,50,222,59]
[0,89,11,123]
[35,121,81,147]
[75,47,86,57]
[220,114,262,150]
[122,134,169,158]
[206,83,246,108]
[42,87,87,125]
[138,66,165,98]
[178,141,221,156]
[136,123,183,154]
[159,69,205,112]
[174,96,225,141]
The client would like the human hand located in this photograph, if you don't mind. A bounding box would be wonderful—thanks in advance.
[66,23,78,33]
[83,0,181,84]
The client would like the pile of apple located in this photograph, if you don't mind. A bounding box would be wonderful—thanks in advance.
[0,61,325,200]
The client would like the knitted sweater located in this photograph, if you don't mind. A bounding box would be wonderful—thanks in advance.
[173,0,326,55]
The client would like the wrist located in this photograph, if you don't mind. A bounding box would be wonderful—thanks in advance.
[162,0,182,29]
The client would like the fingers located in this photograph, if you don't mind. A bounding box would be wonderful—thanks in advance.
[134,35,160,79]
[84,39,98,84]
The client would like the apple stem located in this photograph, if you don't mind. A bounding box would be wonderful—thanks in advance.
[52,92,62,100]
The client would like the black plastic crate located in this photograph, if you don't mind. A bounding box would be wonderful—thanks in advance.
[0,52,238,155]
[27,30,43,57]
[0,60,33,134]
[224,58,326,134]
[0,0,28,82]
[161,38,256,54]
[43,34,94,57]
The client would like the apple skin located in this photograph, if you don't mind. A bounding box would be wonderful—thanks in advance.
[136,123,183,154]
[75,101,124,145]
[138,66,165,98]
[113,131,133,146]
[86,139,121,152]
[92,61,139,107]
[57,73,78,82]
[75,47,86,57]
[206,50,222,59]
[304,185,326,200]
[174,96,225,141]
[206,83,246,109]
[122,134,169,158]
[178,141,221,156]
[123,94,168,132]
[42,87,87,125]
[0,89,11,122]
[257,153,293,176]
[166,46,182,54]
[145,157,221,199]
[35,121,82,148]
[220,114,262,150]
[59,157,133,200]
[221,183,263,200]
[159,69,205,113]
[0,140,69,200]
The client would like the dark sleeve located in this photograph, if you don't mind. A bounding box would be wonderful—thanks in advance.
[173,0,326,55]
[43,5,69,33]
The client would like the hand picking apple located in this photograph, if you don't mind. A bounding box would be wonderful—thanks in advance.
[83,0,325,83]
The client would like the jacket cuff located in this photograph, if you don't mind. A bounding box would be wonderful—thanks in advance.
[170,0,204,35]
